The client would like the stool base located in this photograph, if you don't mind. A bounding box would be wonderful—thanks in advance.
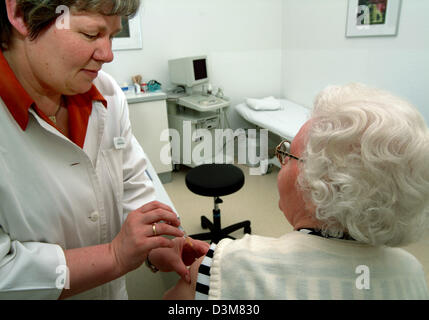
[190,213,251,244]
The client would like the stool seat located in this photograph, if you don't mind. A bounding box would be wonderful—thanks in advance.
[186,164,250,243]
[186,164,245,197]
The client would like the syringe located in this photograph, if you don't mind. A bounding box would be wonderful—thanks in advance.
[178,225,194,247]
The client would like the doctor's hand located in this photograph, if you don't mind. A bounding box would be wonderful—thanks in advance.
[109,201,184,275]
[148,237,210,283]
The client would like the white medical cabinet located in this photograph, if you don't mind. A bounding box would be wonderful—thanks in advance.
[127,92,173,183]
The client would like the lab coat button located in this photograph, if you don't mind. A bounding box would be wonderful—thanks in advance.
[89,211,99,222]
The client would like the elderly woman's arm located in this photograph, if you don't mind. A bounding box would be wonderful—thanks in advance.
[163,255,204,300]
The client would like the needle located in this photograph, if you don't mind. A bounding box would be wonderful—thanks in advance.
[178,225,194,247]
[173,211,194,248]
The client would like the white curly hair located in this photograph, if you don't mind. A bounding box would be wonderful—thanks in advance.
[298,83,429,247]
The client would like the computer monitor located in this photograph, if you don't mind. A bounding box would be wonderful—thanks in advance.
[169,55,209,89]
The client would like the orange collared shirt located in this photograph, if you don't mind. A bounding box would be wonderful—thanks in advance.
[0,49,107,149]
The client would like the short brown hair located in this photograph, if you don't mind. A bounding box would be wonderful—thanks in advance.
[0,0,140,48]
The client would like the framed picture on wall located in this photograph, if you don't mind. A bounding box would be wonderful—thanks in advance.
[346,0,402,37]
[112,7,142,50]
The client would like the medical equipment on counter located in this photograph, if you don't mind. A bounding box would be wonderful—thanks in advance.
[169,55,209,92]
[147,80,162,92]
[177,93,229,112]
[120,83,135,95]
[167,55,232,168]
[168,55,229,112]
[132,75,142,94]
[206,83,213,95]
[215,87,224,99]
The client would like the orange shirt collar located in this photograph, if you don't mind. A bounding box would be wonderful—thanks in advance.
[0,49,107,132]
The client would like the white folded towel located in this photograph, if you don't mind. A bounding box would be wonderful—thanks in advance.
[245,96,282,111]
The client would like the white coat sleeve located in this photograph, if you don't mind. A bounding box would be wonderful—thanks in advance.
[0,226,67,299]
[118,92,156,216]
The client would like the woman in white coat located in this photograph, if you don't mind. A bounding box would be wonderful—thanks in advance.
[0,0,208,299]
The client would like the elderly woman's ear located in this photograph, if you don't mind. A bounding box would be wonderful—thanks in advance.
[5,0,29,37]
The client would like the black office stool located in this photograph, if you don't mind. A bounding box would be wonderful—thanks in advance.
[185,164,251,243]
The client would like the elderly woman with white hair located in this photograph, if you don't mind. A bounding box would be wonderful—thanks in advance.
[161,83,429,300]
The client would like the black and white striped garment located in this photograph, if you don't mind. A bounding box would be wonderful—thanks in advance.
[298,228,356,241]
[194,243,217,300]
[194,229,355,299]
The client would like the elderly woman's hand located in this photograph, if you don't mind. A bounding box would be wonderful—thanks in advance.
[109,201,184,274]
[148,237,210,283]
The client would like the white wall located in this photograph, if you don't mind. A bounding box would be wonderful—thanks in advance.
[282,0,429,125]
[103,0,429,127]
[103,0,283,129]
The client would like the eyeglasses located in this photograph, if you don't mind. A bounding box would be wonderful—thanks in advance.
[275,139,301,165]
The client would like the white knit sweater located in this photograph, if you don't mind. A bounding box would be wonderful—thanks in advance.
[202,231,428,300]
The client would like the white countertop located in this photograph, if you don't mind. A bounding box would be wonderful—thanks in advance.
[126,91,167,104]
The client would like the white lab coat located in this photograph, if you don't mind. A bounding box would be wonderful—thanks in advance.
[0,71,156,299]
